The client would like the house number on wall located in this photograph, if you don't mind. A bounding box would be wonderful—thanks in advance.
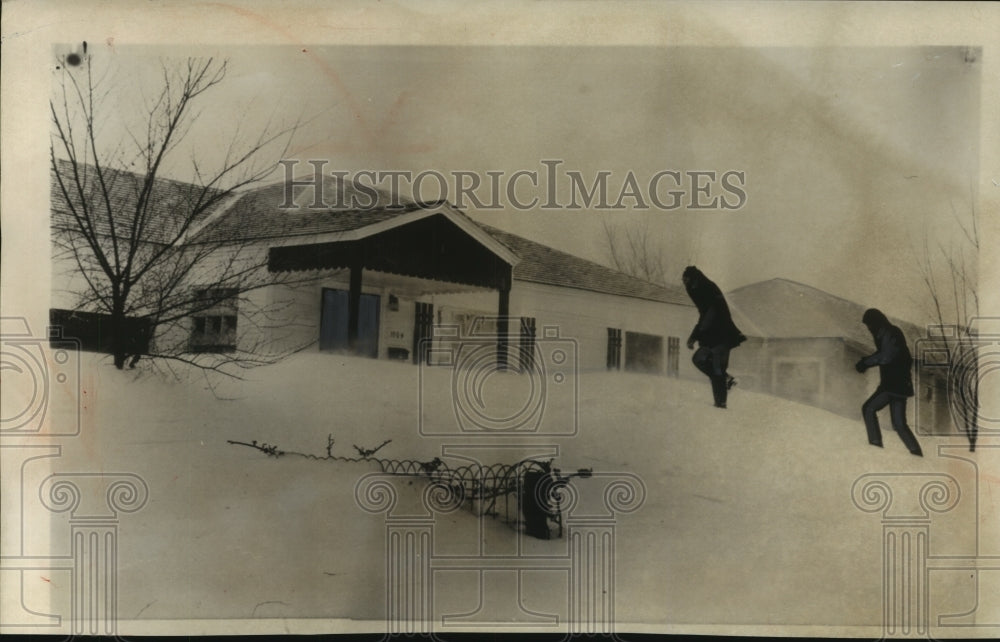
[389,330,405,340]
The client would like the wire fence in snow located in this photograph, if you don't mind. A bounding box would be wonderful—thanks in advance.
[227,437,592,538]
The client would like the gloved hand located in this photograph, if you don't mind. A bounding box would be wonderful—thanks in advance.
[687,338,695,350]
[855,359,868,373]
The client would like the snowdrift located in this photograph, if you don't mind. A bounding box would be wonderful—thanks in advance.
[44,351,973,630]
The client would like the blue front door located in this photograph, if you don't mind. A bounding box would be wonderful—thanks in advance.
[320,288,380,357]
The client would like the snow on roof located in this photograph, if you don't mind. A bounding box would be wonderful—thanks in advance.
[480,224,690,305]
[50,158,225,245]
[726,278,926,347]
[51,160,689,305]
[190,173,413,243]
[176,170,691,304]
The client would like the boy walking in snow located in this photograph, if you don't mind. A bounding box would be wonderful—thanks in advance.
[855,308,923,457]
[682,266,746,409]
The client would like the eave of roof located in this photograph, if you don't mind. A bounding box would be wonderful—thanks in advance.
[727,278,926,345]
[52,160,690,305]
[478,223,690,306]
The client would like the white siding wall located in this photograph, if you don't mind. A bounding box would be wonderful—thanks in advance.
[430,281,697,378]
[251,275,697,379]
[262,272,440,361]
[511,282,696,377]
[51,251,93,311]
[52,229,697,380]
[261,271,396,358]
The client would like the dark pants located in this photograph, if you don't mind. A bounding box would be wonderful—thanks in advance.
[693,345,731,407]
[862,389,923,455]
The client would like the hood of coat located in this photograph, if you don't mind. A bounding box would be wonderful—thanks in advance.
[683,266,722,309]
[862,307,891,339]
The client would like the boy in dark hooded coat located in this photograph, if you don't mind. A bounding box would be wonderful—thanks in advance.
[855,308,923,456]
[682,266,746,408]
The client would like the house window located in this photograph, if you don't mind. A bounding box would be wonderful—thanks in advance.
[625,332,664,374]
[607,327,622,370]
[413,301,434,365]
[667,336,680,377]
[453,313,497,336]
[190,288,238,353]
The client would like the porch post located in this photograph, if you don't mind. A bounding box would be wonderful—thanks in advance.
[348,262,363,352]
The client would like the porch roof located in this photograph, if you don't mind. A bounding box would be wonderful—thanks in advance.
[268,207,516,292]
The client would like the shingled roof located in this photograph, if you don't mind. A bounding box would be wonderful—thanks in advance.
[50,158,225,245]
[187,172,689,304]
[479,224,690,305]
[191,173,413,243]
[726,278,925,349]
[51,160,691,306]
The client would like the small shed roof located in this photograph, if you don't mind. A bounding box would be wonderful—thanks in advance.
[727,278,926,349]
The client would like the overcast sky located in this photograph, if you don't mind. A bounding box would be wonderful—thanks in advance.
[63,44,981,324]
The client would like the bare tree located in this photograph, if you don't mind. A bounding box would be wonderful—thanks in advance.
[601,219,670,285]
[914,202,980,451]
[50,51,311,376]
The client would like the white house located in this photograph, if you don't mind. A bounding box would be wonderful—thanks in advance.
[51,164,697,380]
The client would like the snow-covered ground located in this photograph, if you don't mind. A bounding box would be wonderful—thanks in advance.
[37,351,992,633]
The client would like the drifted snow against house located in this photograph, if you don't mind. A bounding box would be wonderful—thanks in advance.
[51,164,697,379]
[725,278,952,432]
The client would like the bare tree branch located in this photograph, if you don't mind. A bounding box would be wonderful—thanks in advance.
[915,202,980,451]
[601,219,669,285]
[51,53,309,376]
